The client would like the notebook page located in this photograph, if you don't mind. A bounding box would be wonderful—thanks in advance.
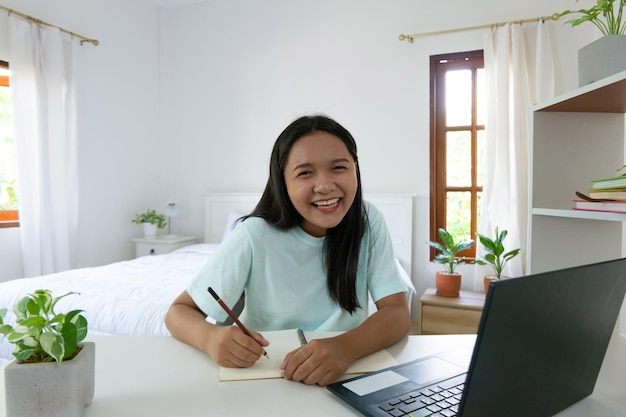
[218,330,397,381]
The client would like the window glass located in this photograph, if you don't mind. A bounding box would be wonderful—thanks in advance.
[445,69,471,127]
[446,131,471,187]
[446,191,472,243]
[0,62,19,227]
[0,66,17,211]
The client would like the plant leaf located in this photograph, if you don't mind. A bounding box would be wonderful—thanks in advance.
[13,296,30,321]
[60,322,78,358]
[72,315,88,343]
[13,347,38,362]
[40,332,65,364]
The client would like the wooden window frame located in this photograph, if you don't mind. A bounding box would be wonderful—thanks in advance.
[0,59,18,228]
[429,50,484,260]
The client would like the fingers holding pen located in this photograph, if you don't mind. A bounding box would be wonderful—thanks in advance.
[280,339,349,386]
[209,325,269,368]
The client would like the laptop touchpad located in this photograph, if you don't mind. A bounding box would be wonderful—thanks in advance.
[341,357,466,397]
[396,357,466,385]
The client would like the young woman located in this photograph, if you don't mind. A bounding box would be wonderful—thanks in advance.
[165,114,411,386]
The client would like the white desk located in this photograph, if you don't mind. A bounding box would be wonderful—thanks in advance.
[1,334,625,416]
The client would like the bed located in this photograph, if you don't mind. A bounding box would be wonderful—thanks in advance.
[0,193,415,365]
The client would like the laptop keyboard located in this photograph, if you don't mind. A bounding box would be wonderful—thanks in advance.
[376,374,466,417]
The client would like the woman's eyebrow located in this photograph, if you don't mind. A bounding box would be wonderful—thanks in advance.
[292,162,312,171]
[292,158,352,172]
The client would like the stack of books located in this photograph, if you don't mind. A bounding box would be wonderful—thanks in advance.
[574,165,626,213]
[588,174,626,200]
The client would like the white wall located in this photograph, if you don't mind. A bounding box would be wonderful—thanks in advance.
[0,0,599,316]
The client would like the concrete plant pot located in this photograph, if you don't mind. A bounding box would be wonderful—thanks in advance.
[4,342,95,417]
[578,35,626,86]
[142,222,158,237]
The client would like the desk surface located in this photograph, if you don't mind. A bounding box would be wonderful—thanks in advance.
[1,334,625,416]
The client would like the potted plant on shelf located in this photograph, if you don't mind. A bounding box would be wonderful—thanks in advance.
[475,227,521,295]
[560,0,626,85]
[132,208,167,237]
[0,289,94,417]
[428,228,474,297]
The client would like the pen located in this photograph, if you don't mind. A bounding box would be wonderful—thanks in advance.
[297,328,308,346]
[207,287,270,360]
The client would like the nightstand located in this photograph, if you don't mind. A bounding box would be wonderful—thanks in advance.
[131,236,198,258]
[418,288,485,335]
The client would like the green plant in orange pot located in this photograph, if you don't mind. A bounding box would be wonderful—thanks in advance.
[428,228,474,297]
[475,227,521,294]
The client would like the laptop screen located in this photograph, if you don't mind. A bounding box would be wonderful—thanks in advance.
[459,258,626,416]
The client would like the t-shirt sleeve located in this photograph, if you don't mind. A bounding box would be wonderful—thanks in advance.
[186,222,252,323]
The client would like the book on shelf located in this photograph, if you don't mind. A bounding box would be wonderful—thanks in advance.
[591,175,626,190]
[218,329,398,382]
[587,188,626,200]
[573,199,626,214]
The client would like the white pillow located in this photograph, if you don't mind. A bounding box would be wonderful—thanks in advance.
[171,243,220,255]
[222,211,244,242]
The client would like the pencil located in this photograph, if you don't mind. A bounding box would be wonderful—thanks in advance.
[207,287,269,360]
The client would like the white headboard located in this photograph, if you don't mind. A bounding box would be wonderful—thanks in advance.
[203,193,414,274]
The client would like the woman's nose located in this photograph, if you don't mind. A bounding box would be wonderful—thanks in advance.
[313,172,335,193]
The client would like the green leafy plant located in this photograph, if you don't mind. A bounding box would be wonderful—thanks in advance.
[0,289,88,364]
[475,227,521,279]
[428,228,474,274]
[560,0,626,35]
[131,209,167,229]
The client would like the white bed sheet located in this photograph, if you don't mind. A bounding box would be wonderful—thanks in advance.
[0,244,218,366]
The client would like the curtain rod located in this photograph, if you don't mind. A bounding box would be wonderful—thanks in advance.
[399,13,561,43]
[0,5,99,46]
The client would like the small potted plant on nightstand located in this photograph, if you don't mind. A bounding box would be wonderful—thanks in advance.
[0,289,94,417]
[428,228,474,297]
[475,227,521,294]
[132,209,167,237]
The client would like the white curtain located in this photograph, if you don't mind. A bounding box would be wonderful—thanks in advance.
[477,21,555,286]
[8,15,78,277]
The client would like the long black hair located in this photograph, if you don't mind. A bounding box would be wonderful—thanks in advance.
[244,114,366,313]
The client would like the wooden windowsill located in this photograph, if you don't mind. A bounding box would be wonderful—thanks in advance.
[0,210,19,227]
[0,221,19,228]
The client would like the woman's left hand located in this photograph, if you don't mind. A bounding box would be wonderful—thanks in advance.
[279,337,351,386]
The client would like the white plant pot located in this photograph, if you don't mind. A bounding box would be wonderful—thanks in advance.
[578,35,626,86]
[142,222,158,237]
[4,342,95,417]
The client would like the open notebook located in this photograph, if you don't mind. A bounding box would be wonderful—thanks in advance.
[218,329,398,381]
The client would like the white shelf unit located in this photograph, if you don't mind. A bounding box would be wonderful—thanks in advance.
[529,70,626,273]
[528,71,626,333]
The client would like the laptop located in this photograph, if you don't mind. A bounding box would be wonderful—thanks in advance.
[327,258,626,417]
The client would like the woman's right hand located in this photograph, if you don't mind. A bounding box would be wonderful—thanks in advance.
[206,325,269,368]
[165,290,269,368]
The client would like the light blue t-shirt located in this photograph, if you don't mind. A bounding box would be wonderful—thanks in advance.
[187,201,407,332]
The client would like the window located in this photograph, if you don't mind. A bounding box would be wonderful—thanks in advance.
[0,59,18,228]
[430,50,484,259]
